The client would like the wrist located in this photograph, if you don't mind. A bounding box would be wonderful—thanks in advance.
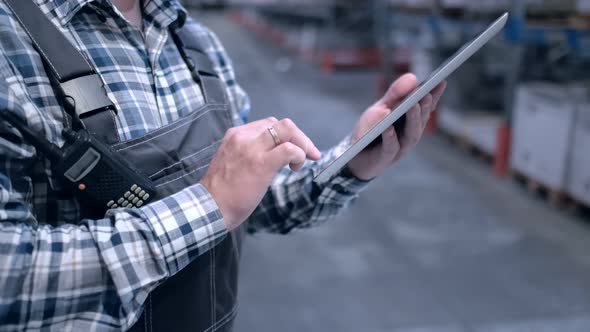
[341,164,374,183]
[200,177,238,231]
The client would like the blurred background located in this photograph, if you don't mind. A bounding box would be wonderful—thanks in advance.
[182,1,590,331]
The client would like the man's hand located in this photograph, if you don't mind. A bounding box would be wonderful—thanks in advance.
[347,74,447,181]
[200,118,321,231]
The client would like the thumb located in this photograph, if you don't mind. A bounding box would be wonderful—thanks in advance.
[379,73,418,109]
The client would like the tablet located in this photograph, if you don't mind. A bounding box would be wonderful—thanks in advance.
[314,12,509,183]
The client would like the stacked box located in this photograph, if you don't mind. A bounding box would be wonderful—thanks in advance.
[511,83,579,191]
[567,98,590,206]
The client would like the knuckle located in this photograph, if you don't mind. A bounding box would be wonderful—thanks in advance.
[229,131,244,144]
[266,116,278,123]
[284,142,302,157]
[282,142,296,154]
[225,127,238,138]
[281,118,296,129]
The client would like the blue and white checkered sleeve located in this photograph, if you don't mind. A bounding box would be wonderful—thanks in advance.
[193,21,368,234]
[0,183,227,330]
[0,64,227,330]
[247,136,371,234]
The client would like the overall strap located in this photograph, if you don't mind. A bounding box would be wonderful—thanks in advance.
[6,0,227,145]
[4,0,120,144]
[171,27,227,105]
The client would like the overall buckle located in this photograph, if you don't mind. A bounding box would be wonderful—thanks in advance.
[60,74,115,118]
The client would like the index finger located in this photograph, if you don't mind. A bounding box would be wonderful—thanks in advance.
[257,119,321,160]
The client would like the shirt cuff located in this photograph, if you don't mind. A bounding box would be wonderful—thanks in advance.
[313,136,372,196]
[140,183,227,276]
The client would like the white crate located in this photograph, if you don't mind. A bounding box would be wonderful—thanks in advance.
[567,102,590,206]
[462,115,502,155]
[511,83,579,191]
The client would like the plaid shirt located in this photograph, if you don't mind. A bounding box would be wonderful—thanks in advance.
[0,0,368,330]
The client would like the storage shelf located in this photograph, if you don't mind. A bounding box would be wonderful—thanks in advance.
[384,10,590,56]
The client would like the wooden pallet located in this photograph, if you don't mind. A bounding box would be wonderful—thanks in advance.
[511,171,590,216]
[514,171,570,209]
[526,13,590,29]
[568,14,590,30]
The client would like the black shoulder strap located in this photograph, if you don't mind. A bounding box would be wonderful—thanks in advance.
[4,0,93,81]
[6,0,228,145]
[171,27,228,105]
[4,0,119,144]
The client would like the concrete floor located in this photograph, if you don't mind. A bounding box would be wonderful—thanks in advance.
[194,12,590,332]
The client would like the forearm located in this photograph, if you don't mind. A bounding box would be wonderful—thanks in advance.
[247,137,370,234]
[0,183,227,330]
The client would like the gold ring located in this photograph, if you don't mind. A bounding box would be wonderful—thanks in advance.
[267,126,281,147]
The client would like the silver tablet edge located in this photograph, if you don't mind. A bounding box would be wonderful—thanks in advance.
[314,13,508,183]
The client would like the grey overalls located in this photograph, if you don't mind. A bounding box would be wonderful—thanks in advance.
[121,28,244,332]
[6,1,243,331]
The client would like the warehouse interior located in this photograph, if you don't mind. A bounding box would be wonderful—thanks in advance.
[184,1,590,331]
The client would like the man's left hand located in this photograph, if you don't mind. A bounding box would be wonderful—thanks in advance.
[346,73,447,181]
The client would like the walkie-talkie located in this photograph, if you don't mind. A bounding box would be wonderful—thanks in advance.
[1,111,156,216]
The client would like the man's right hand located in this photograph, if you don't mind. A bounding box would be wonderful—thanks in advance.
[200,117,321,231]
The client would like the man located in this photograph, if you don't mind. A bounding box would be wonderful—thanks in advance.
[0,0,445,331]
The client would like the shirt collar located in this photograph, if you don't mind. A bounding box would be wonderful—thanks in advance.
[46,0,97,25]
[143,0,187,29]
[45,0,187,28]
